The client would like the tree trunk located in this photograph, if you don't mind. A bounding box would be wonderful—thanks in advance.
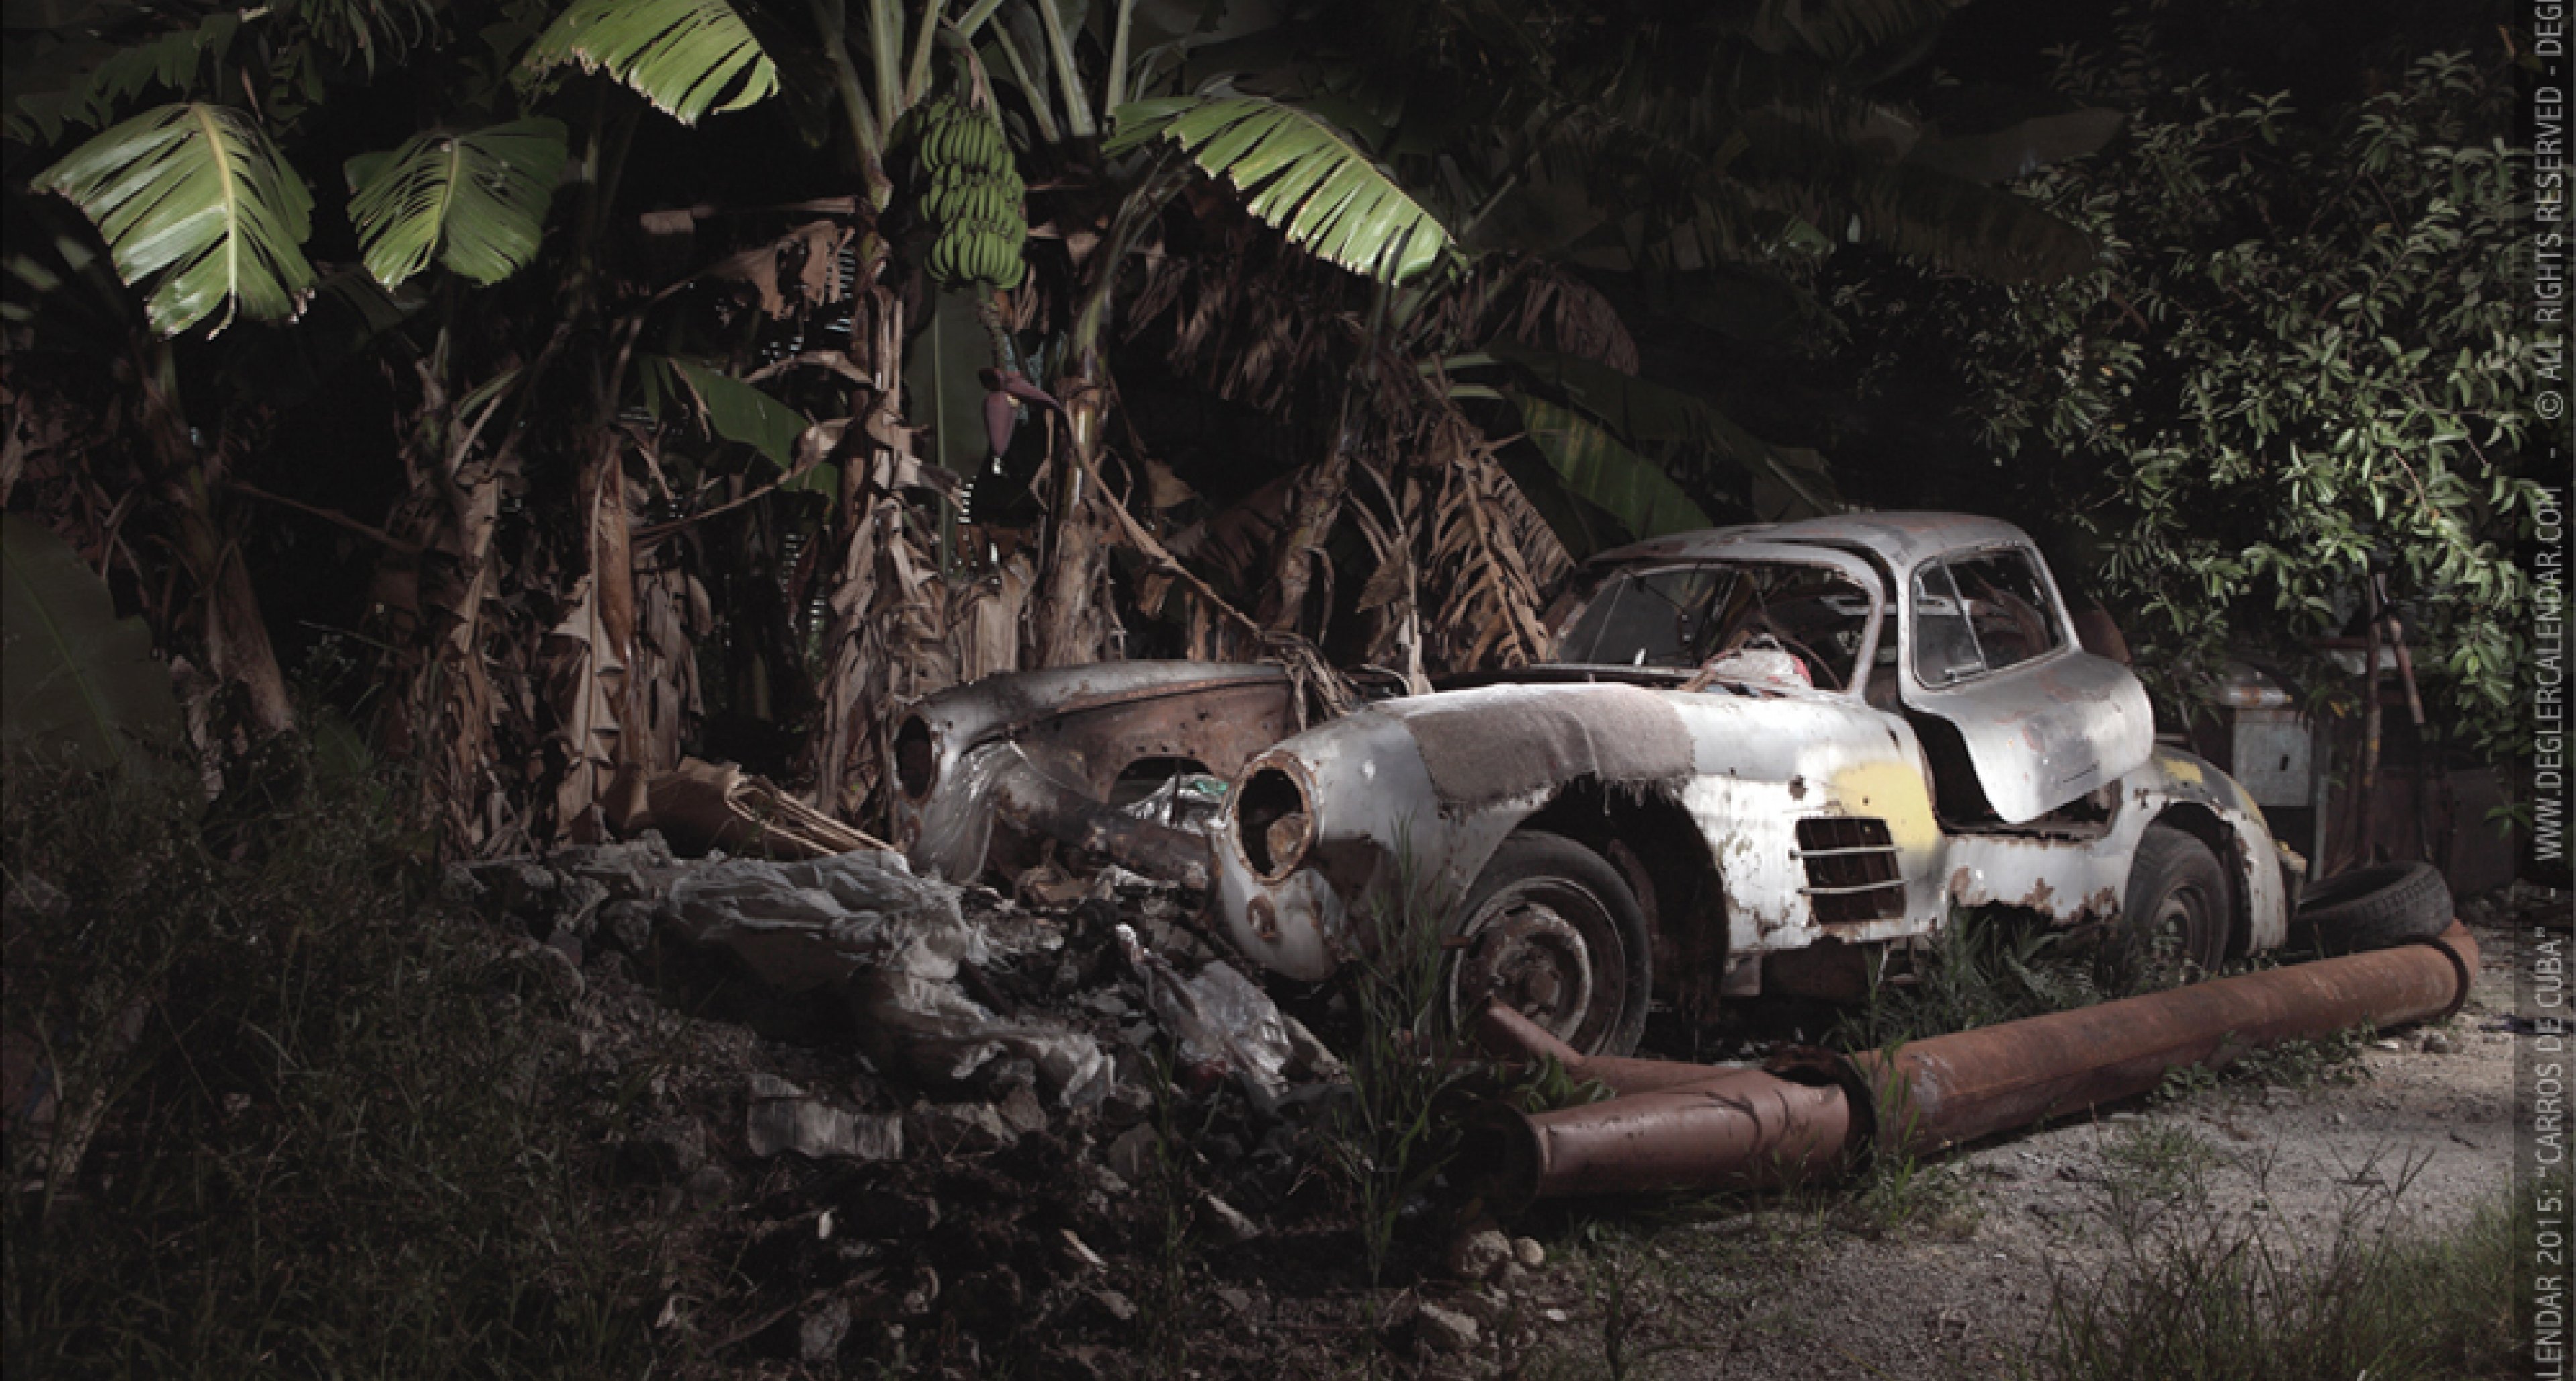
[1258,437,1351,636]
[1030,371,1118,668]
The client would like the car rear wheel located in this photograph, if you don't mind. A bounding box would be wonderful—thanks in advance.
[1448,832,1652,1058]
[2111,823,2231,991]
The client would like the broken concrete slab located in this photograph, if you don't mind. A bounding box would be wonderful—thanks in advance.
[745,1073,903,1161]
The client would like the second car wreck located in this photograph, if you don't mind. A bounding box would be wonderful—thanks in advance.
[894,513,2299,1056]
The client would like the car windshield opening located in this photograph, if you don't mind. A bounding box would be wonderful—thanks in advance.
[1554,562,1874,690]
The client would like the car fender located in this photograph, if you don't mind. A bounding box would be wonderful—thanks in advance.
[1941,745,2287,954]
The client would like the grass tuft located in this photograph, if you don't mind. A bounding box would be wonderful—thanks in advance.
[1330,845,1473,1284]
[2033,1162,2520,1381]
[1831,906,2102,1053]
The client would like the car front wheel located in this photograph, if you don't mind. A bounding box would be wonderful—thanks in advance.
[1448,831,1653,1057]
[2112,823,2232,990]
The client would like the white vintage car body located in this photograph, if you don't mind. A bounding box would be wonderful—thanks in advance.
[894,513,2290,1054]
[1206,515,2288,1039]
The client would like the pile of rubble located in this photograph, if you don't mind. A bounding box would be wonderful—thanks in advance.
[446,835,1434,1375]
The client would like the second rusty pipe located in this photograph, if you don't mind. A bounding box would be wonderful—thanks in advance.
[1475,1003,1766,1096]
[1852,923,2478,1157]
[1470,924,2478,1203]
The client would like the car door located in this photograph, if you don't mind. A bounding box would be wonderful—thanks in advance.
[1900,545,2152,824]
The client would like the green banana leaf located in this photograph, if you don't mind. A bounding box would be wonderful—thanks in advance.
[31,101,317,336]
[1108,94,1454,285]
[523,0,778,126]
[1,513,183,773]
[1485,344,1841,518]
[5,8,246,146]
[1509,394,1710,543]
[345,119,568,289]
[651,356,810,474]
[903,288,996,480]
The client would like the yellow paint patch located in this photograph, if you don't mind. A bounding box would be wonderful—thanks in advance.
[1829,760,1941,856]
[2152,747,2205,786]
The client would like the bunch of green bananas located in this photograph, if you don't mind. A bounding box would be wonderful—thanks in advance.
[915,96,1026,292]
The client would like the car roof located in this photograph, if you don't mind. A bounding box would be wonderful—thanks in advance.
[1590,512,2035,572]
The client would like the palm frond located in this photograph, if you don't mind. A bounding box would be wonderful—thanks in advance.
[345,119,568,289]
[1485,345,1842,518]
[1737,120,2099,283]
[31,101,317,336]
[1509,394,1711,542]
[4,9,247,146]
[523,0,777,125]
[1110,94,1454,285]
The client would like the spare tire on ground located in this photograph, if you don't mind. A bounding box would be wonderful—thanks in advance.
[2291,861,2453,955]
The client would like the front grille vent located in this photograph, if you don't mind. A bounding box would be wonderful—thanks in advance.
[1795,816,1905,924]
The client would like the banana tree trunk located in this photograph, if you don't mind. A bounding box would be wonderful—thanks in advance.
[167,472,294,739]
[1258,434,1352,635]
[1029,364,1117,668]
[549,431,638,839]
[127,341,293,741]
[800,278,925,819]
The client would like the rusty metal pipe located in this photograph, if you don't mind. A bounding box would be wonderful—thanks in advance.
[1488,1070,1854,1200]
[1852,923,2478,1157]
[1474,1003,1768,1096]
[1470,923,2477,1203]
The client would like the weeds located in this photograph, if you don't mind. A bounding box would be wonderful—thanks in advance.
[1837,1149,1979,1239]
[1331,846,1475,1283]
[1134,1045,1218,1378]
[1,745,663,1378]
[2155,1025,2370,1103]
[2033,1152,2520,1381]
[1831,907,2100,1052]
[2095,1122,2220,1200]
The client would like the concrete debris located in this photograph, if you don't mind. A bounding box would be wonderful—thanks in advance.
[1201,1193,1261,1243]
[904,1099,1018,1154]
[1118,925,1317,1114]
[798,1298,851,1362]
[1415,1301,1481,1353]
[1106,1124,1161,1184]
[1445,1226,1512,1282]
[663,852,1111,1107]
[629,1117,710,1178]
[745,1073,903,1161]
[664,852,983,994]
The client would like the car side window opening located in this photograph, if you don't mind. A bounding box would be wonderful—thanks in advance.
[1556,562,1875,689]
[1912,549,2066,686]
[1949,550,2064,671]
[1913,563,1984,686]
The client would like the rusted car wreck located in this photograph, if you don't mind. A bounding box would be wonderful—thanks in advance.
[891,513,2298,1056]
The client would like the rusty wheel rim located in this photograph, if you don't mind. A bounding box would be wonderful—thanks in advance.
[2144,878,2223,986]
[1450,879,1623,1049]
